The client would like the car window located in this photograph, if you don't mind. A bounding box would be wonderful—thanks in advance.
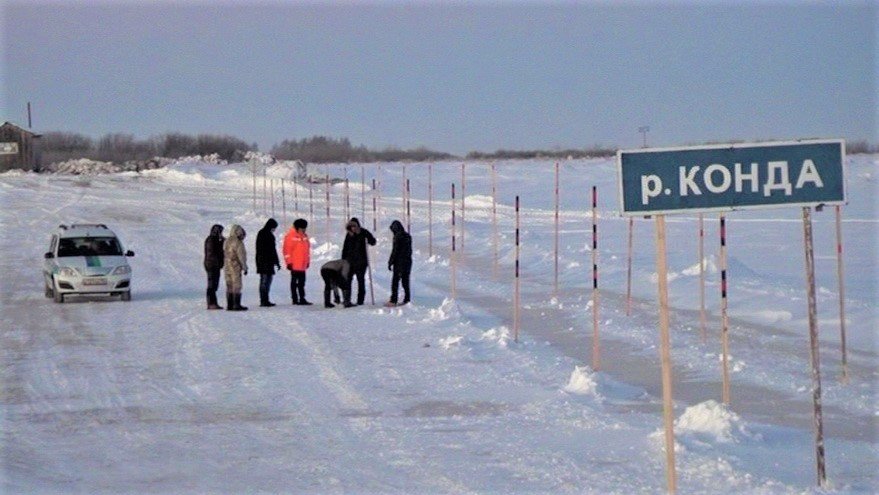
[57,237,123,257]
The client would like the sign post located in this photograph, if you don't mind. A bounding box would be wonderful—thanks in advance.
[618,139,845,492]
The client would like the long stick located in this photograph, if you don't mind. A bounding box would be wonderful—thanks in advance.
[802,207,827,488]
[554,161,560,298]
[451,183,457,299]
[270,179,275,217]
[361,165,366,218]
[402,164,407,219]
[377,165,382,232]
[491,162,498,277]
[263,166,268,215]
[345,177,350,221]
[252,164,257,212]
[514,195,521,343]
[699,213,707,342]
[626,217,634,316]
[720,214,731,405]
[654,214,677,494]
[461,163,466,254]
[428,163,433,258]
[592,186,600,371]
[367,245,375,306]
[308,182,314,226]
[835,205,849,382]
[325,173,331,243]
[293,175,299,211]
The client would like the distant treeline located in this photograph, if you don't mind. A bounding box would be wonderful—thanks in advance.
[39,132,455,166]
[466,146,616,160]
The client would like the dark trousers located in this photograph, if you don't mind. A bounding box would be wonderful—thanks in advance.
[206,269,221,305]
[259,273,274,303]
[321,268,350,306]
[390,266,411,304]
[290,270,306,303]
[351,265,367,304]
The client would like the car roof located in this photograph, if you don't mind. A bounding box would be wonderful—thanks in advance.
[55,224,118,238]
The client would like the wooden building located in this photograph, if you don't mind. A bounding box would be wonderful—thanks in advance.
[0,122,42,172]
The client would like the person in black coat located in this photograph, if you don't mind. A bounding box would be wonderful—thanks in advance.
[203,224,225,309]
[255,218,281,307]
[341,217,376,305]
[387,220,412,306]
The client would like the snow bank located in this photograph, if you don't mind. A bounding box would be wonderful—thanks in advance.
[563,366,600,397]
[425,298,460,322]
[681,256,718,276]
[674,400,758,443]
[47,158,120,175]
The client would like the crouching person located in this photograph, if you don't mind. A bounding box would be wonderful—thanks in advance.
[320,259,354,308]
[224,224,248,311]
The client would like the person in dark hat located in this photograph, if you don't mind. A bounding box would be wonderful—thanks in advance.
[203,224,225,309]
[283,218,312,305]
[386,220,412,306]
[341,217,376,305]
[255,218,281,307]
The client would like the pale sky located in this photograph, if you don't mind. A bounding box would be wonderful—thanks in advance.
[2,1,876,154]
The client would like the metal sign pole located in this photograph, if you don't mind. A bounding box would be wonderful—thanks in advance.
[626,217,634,316]
[802,206,827,488]
[699,213,707,342]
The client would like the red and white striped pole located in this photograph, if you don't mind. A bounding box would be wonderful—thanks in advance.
[554,162,560,298]
[591,186,600,370]
[376,165,382,232]
[451,183,457,299]
[720,214,731,405]
[293,175,299,212]
[514,195,521,343]
[372,178,378,233]
[361,165,366,218]
[626,217,634,316]
[461,163,466,254]
[308,182,313,225]
[270,179,275,217]
[325,172,331,243]
[402,164,407,219]
[699,213,707,342]
[281,179,287,226]
[835,205,849,381]
[345,177,350,221]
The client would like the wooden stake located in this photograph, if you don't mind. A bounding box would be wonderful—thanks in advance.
[325,173,331,243]
[554,161,560,298]
[428,163,433,258]
[654,214,678,494]
[592,186,600,371]
[514,195,521,343]
[372,178,378,232]
[626,217,634,316]
[699,213,707,342]
[802,207,827,488]
[720,214,731,405]
[451,183,457,299]
[835,205,849,382]
[491,162,498,277]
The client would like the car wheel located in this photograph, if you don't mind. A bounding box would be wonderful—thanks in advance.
[121,291,131,302]
[52,278,64,303]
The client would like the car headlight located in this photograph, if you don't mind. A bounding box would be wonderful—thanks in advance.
[59,267,78,277]
[113,265,131,275]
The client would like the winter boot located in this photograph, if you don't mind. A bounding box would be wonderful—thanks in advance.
[226,293,235,311]
[324,290,335,308]
[207,290,222,310]
[291,292,299,305]
[235,294,248,311]
[342,290,355,308]
[298,299,313,306]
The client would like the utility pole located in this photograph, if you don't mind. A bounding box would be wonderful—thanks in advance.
[638,125,650,148]
[27,102,33,128]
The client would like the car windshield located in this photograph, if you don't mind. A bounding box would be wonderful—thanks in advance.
[57,237,123,257]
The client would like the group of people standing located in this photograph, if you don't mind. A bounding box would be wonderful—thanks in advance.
[203,216,411,311]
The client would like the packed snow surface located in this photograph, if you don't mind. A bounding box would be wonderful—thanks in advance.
[1,156,876,493]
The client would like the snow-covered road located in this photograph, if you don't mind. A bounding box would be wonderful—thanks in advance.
[1,158,876,493]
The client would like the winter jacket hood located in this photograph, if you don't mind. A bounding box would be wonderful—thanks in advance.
[256,219,281,275]
[229,224,246,240]
[210,224,224,237]
[263,218,278,231]
[389,220,405,235]
[204,224,225,271]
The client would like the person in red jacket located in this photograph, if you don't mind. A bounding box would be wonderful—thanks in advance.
[283,218,312,305]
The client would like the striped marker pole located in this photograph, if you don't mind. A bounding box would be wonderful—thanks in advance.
[406,178,411,233]
[325,173,331,243]
[402,164,407,219]
[372,179,378,233]
[345,175,350,221]
[491,162,498,276]
[361,165,366,218]
[720,214,731,405]
[293,175,299,212]
[376,165,382,233]
[281,179,287,226]
[514,195,521,343]
[554,162,560,298]
[835,205,849,382]
[699,214,707,342]
[263,166,268,215]
[626,217,634,316]
[802,206,827,488]
[428,163,433,258]
[270,179,275,217]
[252,164,257,212]
[592,186,600,371]
[451,183,457,299]
[308,182,314,226]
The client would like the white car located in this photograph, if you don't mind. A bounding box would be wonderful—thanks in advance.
[43,224,135,303]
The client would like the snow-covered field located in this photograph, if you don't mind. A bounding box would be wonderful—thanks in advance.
[1,155,876,493]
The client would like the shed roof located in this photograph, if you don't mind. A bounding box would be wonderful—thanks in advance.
[1,121,42,138]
